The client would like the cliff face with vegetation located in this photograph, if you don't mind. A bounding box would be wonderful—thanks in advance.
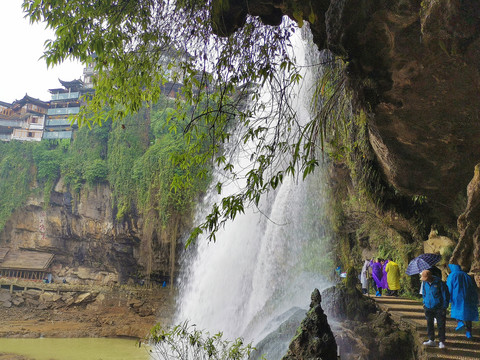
[0,98,207,286]
[212,0,480,273]
[0,181,143,284]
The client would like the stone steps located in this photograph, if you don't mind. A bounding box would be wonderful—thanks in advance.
[369,295,479,360]
[428,358,479,360]
[372,296,422,305]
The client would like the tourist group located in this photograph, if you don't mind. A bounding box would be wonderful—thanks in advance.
[360,258,479,350]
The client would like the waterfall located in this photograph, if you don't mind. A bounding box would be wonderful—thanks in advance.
[174,28,333,358]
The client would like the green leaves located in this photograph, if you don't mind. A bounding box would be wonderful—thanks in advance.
[23,0,344,245]
[84,159,108,185]
[150,320,255,360]
[0,141,35,231]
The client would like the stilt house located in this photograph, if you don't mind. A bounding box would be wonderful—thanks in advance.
[0,248,54,281]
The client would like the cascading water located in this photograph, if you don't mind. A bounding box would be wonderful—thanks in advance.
[174,28,333,358]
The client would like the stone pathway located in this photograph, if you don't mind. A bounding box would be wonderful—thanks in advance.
[371,296,480,360]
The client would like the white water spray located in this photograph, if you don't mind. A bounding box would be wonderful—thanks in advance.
[175,28,333,356]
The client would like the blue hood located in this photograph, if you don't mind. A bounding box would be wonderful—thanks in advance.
[448,264,462,272]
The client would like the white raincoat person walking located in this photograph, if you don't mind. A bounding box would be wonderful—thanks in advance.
[361,260,370,294]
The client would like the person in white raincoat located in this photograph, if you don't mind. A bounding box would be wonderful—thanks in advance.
[360,259,370,294]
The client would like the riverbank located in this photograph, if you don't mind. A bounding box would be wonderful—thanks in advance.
[0,354,29,360]
[0,284,175,339]
[0,338,150,360]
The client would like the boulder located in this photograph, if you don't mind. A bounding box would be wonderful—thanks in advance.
[137,306,154,317]
[252,307,306,360]
[37,303,49,310]
[23,289,41,300]
[40,293,62,303]
[1,301,12,308]
[11,297,24,306]
[424,230,455,255]
[65,297,75,307]
[0,290,12,303]
[282,289,337,360]
[74,292,95,305]
[25,299,40,307]
[322,268,377,322]
[128,298,145,309]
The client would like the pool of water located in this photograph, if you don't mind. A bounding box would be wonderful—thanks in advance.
[0,338,150,360]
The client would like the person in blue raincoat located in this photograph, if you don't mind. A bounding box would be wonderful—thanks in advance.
[421,269,449,349]
[446,264,479,339]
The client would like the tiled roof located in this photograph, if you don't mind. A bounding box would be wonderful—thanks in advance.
[58,78,84,90]
[0,248,9,262]
[12,94,49,109]
[0,249,54,271]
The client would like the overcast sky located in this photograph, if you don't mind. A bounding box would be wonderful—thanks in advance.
[0,1,84,103]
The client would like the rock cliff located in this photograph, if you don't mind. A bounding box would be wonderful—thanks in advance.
[0,178,175,285]
[211,0,480,271]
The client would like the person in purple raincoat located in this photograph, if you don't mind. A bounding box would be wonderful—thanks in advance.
[381,259,390,295]
[370,258,384,296]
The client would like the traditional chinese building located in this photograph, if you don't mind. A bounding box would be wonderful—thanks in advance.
[43,79,86,140]
[0,95,48,141]
[0,100,13,141]
[83,60,96,89]
[0,248,54,281]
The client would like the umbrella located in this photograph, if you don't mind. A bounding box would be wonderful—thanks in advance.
[405,253,442,275]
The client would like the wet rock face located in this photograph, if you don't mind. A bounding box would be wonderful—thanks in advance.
[211,0,480,224]
[322,283,376,322]
[322,284,415,360]
[452,164,480,272]
[282,289,338,360]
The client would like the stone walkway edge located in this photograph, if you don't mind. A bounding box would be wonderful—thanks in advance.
[368,295,480,360]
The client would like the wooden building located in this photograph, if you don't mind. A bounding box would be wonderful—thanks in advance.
[44,79,94,140]
[0,100,13,141]
[0,248,54,281]
[0,95,48,142]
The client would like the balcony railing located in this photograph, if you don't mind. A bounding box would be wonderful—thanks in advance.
[0,119,24,128]
[43,130,73,139]
[28,123,45,130]
[50,92,80,101]
[0,133,11,141]
[45,118,77,127]
[47,107,80,116]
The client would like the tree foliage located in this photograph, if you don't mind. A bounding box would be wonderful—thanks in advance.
[62,121,110,192]
[0,141,35,230]
[23,0,332,244]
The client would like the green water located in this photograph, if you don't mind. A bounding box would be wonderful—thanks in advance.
[0,338,151,360]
